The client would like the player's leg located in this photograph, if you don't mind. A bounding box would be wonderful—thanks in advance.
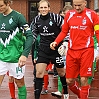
[41,62,53,95]
[15,77,26,99]
[66,49,81,98]
[0,75,5,86]
[53,55,69,99]
[53,66,58,77]
[56,67,69,99]
[8,74,16,99]
[41,70,49,95]
[67,48,94,99]
[34,63,47,99]
[80,48,94,99]
[0,61,8,87]
[51,76,63,98]
[9,63,26,99]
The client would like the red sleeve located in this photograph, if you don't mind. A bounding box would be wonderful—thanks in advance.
[93,12,99,44]
[54,14,69,45]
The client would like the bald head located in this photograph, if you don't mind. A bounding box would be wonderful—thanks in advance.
[73,0,87,13]
[73,0,85,2]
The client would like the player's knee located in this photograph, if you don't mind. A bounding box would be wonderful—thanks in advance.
[80,77,88,86]
[15,78,25,87]
[36,71,44,78]
[57,68,65,77]
[9,76,14,82]
[58,72,65,77]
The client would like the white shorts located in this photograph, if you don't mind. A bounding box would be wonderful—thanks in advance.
[0,60,25,79]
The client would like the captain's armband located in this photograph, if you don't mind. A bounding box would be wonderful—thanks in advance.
[94,25,99,31]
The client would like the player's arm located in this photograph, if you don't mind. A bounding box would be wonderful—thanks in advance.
[17,13,33,67]
[93,11,99,45]
[94,24,99,61]
[34,35,40,62]
[19,16,33,57]
[50,15,69,50]
[30,16,39,42]
[94,13,99,62]
[94,25,99,45]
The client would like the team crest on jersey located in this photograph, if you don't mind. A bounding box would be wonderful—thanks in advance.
[9,18,13,24]
[82,18,86,25]
[49,20,53,26]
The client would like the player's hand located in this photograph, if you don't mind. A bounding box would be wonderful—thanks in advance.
[18,55,27,67]
[34,59,37,63]
[50,42,57,50]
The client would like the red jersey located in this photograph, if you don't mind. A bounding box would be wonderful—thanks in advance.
[55,8,99,50]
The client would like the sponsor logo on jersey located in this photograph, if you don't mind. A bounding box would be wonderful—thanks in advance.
[71,26,78,29]
[71,25,87,30]
[43,26,48,32]
[1,23,6,29]
[40,32,54,36]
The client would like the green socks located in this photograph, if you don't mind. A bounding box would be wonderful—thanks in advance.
[58,76,63,93]
[18,85,27,99]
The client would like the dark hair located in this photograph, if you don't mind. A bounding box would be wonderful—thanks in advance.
[94,9,99,13]
[3,0,13,5]
[59,10,63,15]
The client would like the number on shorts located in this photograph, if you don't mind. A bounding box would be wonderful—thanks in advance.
[56,57,63,64]
[16,67,22,74]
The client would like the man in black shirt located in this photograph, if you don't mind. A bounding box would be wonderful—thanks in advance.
[30,0,68,99]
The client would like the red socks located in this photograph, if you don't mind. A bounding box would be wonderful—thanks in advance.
[80,85,90,99]
[9,82,15,99]
[69,81,80,98]
[43,74,49,90]
[69,81,90,99]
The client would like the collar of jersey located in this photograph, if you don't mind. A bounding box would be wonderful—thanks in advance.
[40,13,50,20]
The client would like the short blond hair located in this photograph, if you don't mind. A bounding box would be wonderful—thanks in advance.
[38,0,50,8]
[63,5,73,12]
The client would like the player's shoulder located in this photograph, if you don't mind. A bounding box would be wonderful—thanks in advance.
[33,14,40,23]
[50,12,58,16]
[85,8,96,14]
[11,10,25,18]
[66,10,76,16]
[50,12,62,18]
[65,10,76,19]
[12,10,22,15]
[50,12,63,22]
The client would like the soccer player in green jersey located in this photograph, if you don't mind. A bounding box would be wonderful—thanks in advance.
[0,0,33,99]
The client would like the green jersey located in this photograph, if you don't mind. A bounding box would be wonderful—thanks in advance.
[0,10,33,63]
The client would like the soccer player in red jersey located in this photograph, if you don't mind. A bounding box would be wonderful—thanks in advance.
[50,0,99,99]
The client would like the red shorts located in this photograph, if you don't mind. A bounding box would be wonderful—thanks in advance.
[66,47,94,78]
